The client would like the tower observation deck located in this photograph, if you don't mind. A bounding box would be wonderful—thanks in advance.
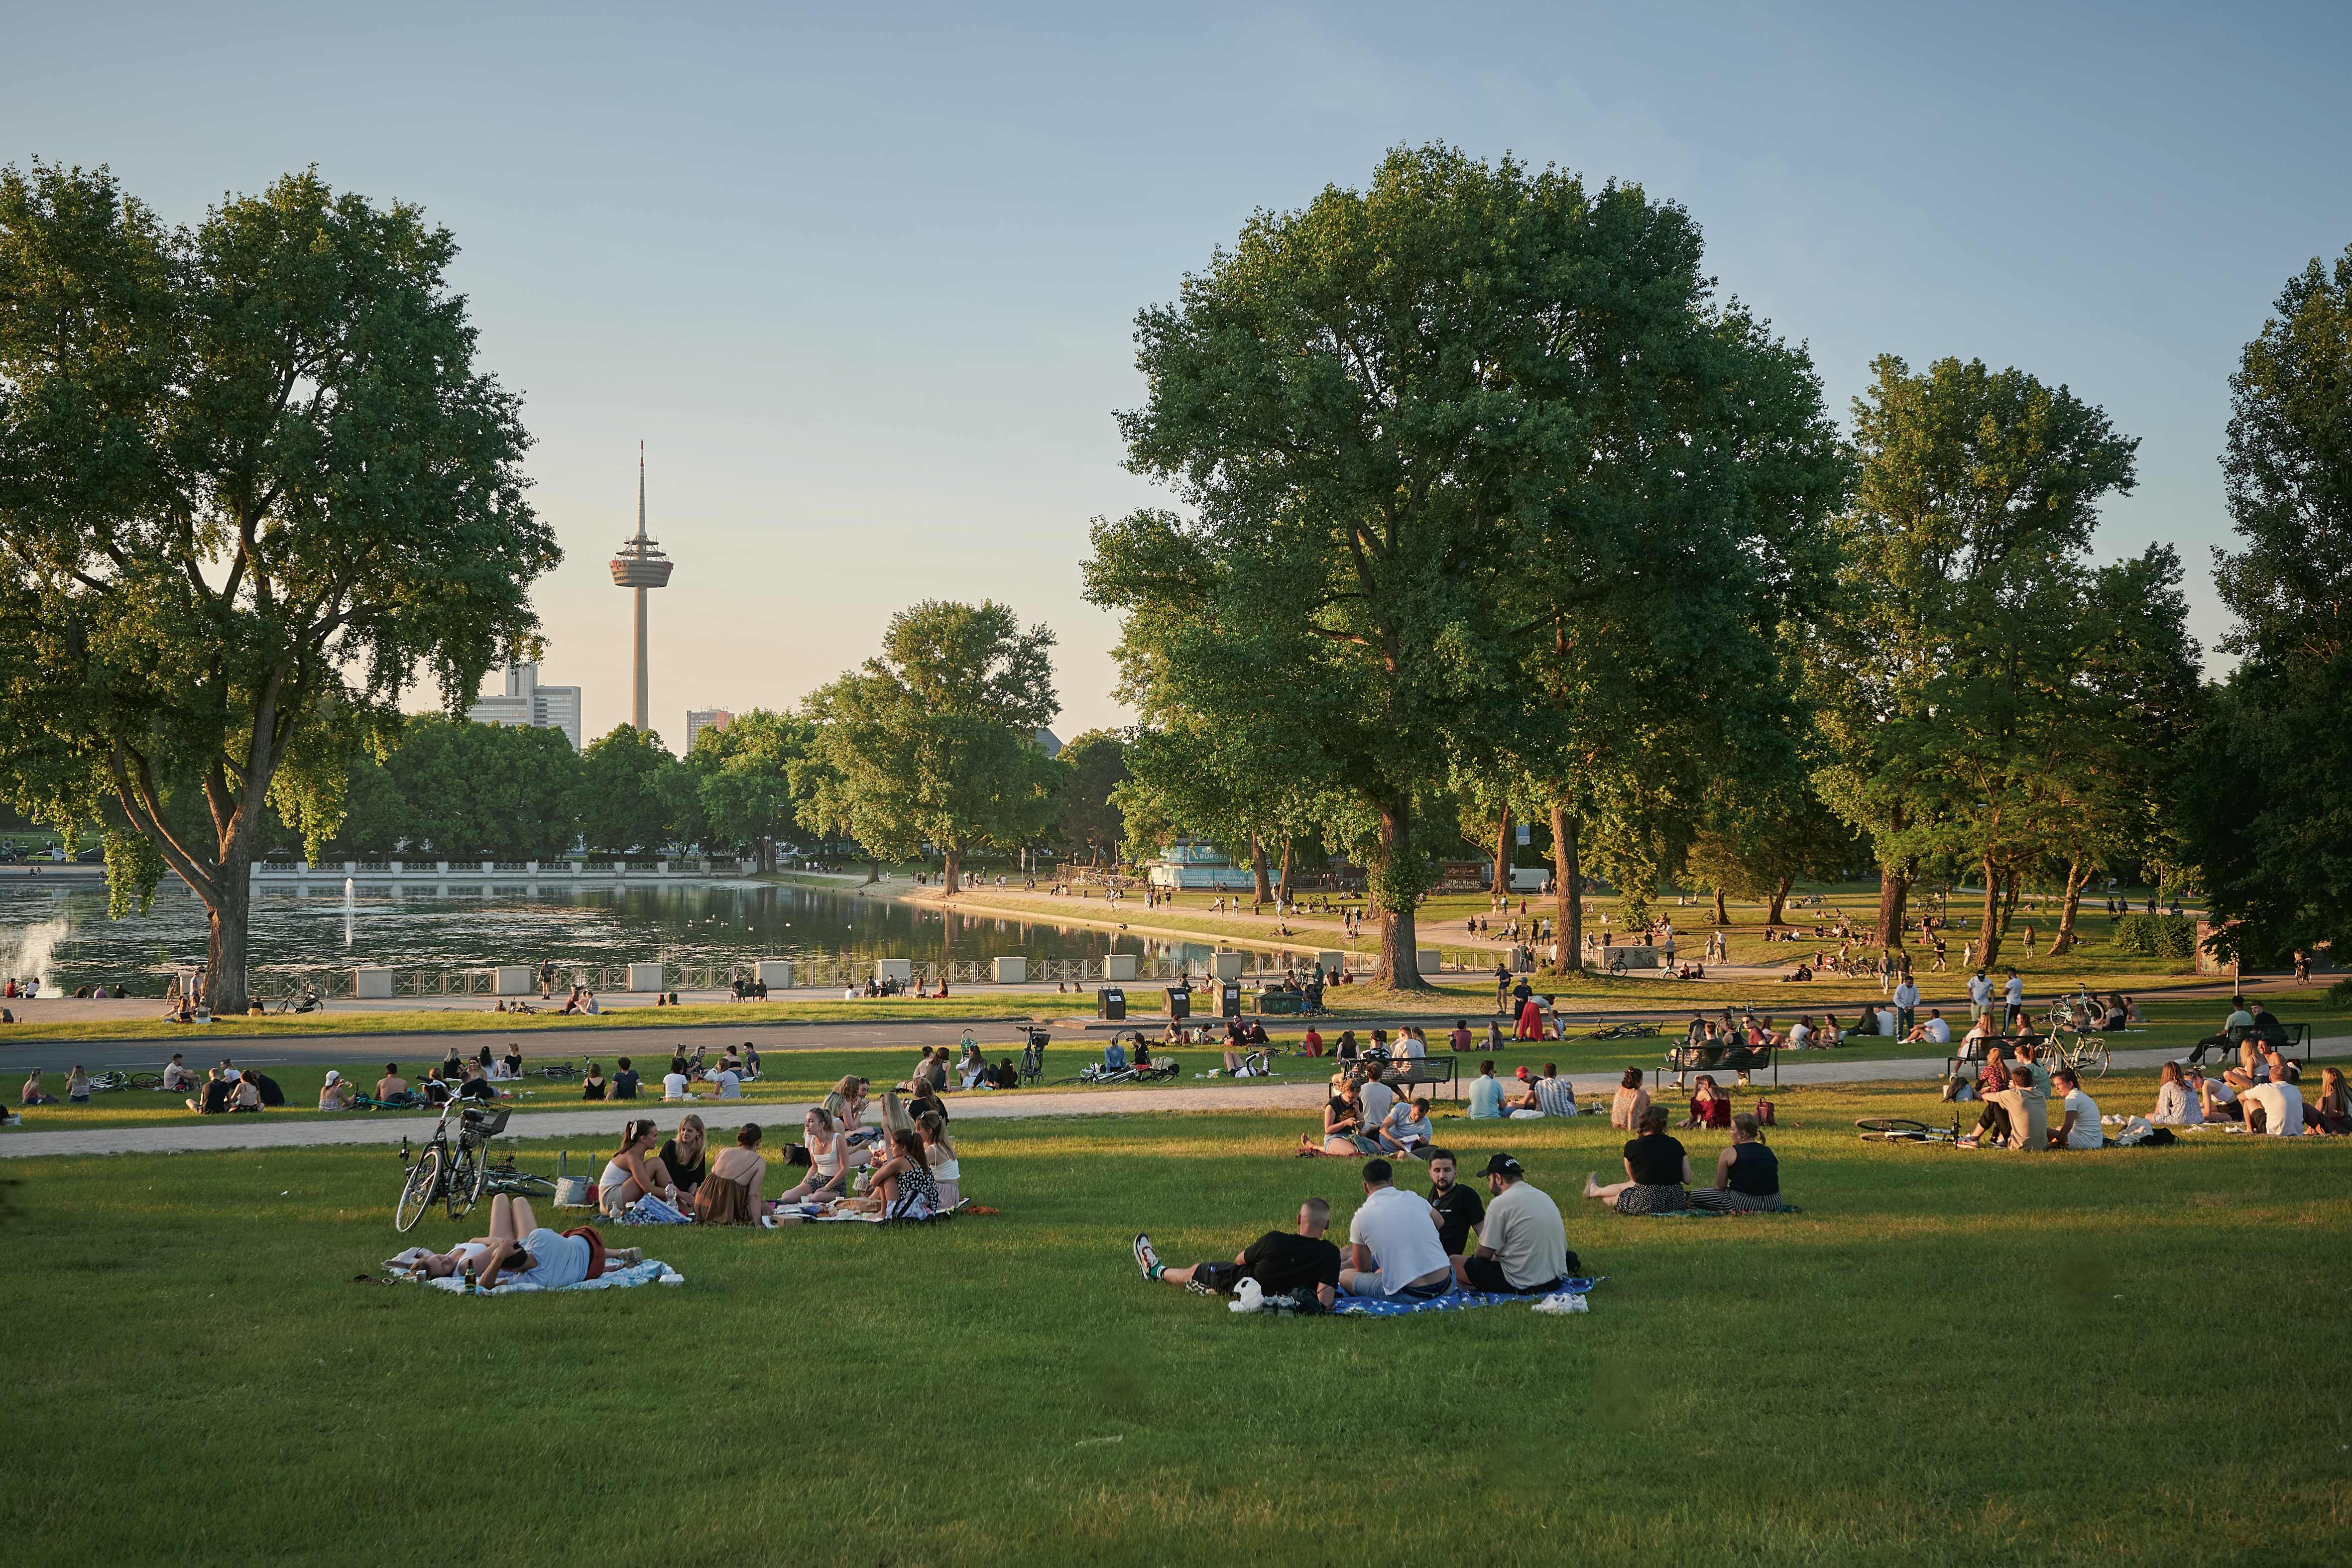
[610,444,673,733]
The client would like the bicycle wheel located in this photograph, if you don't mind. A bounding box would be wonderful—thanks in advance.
[1856,1118,1929,1141]
[126,1072,163,1090]
[445,1143,487,1219]
[2084,1039,2110,1078]
[504,1173,556,1199]
[394,1146,443,1232]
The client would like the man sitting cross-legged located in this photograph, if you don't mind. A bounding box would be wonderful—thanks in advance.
[1339,1159,1455,1301]
[1132,1198,1342,1309]
[1455,1154,1576,1296]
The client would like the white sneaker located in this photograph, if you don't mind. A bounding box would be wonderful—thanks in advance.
[1133,1233,1160,1279]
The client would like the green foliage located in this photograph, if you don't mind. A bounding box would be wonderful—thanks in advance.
[687,708,815,867]
[101,828,163,918]
[801,600,1062,886]
[2181,244,2352,963]
[0,161,555,1009]
[2108,912,2198,961]
[1050,729,1130,864]
[576,725,685,855]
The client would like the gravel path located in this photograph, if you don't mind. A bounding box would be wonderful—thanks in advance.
[10,1038,2337,1160]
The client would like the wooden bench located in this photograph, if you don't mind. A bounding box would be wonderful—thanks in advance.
[1373,1053,1461,1104]
[1665,1042,1779,1092]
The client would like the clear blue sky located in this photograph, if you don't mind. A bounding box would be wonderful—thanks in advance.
[8,2,2347,745]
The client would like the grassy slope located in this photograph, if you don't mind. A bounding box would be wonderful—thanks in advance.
[11,1073,2351,1567]
[14,1000,2345,1132]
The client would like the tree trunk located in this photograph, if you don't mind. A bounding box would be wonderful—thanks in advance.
[1494,804,1514,898]
[941,845,962,896]
[1877,865,1909,949]
[1552,802,1583,973]
[2051,855,2087,955]
[864,858,880,885]
[1251,835,1272,904]
[1374,806,1429,989]
[206,853,253,1014]
[1711,886,1728,926]
[1999,872,2021,933]
[1279,838,1293,898]
[1766,877,1791,927]
[1974,857,2003,971]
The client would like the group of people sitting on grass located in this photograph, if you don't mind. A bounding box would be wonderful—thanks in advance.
[1300,1064,1436,1158]
[1582,1105,1785,1213]
[1137,1150,1579,1308]
[1466,1058,1579,1119]
[2145,1058,2345,1137]
[588,1075,968,1226]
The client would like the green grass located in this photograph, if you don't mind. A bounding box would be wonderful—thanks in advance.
[10,1070,2351,1566]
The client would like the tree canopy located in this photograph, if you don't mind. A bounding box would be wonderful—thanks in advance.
[0,163,554,1008]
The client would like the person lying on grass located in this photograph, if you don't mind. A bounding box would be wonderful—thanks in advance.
[474,1195,637,1288]
[1455,1154,1574,1295]
[1340,1158,1455,1301]
[1134,1197,1342,1308]
[1585,1106,1692,1214]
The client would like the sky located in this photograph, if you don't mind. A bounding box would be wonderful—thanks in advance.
[7,1,2348,747]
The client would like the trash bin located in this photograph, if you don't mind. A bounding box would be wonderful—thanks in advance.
[1218,980,1242,1019]
[1165,984,1192,1021]
[1097,986,1126,1021]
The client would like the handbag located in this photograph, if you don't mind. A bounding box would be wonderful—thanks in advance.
[1753,1098,1777,1126]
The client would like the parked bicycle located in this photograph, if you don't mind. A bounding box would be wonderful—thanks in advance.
[84,1070,164,1093]
[393,1100,512,1231]
[2039,1028,2112,1080]
[1585,1021,1660,1041]
[1856,1116,1963,1145]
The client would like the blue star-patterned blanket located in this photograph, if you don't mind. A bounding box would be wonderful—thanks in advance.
[1329,1278,1602,1316]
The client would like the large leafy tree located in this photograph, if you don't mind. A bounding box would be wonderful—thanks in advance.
[1089,145,1841,985]
[2181,245,2352,964]
[0,163,554,1010]
[1804,356,2138,965]
[574,725,684,855]
[1051,728,1130,866]
[800,600,1062,894]
[688,707,814,871]
[387,716,584,861]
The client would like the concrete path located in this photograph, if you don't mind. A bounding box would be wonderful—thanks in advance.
[9,1039,2340,1160]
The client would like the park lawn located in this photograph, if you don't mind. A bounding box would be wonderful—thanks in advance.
[11,1078,2352,1568]
[14,999,2347,1132]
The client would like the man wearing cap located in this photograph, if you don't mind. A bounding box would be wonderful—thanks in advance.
[1339,1159,1455,1300]
[1456,1155,1574,1295]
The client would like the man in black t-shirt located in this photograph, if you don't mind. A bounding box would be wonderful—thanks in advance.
[1424,1147,1485,1259]
[610,1058,641,1100]
[1132,1199,1342,1309]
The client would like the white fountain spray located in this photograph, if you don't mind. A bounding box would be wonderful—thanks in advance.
[344,877,356,949]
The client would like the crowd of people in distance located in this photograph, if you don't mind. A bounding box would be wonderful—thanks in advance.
[1137,1151,1580,1309]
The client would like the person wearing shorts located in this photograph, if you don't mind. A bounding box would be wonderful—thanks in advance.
[1132,1199,1342,1309]
[472,1195,632,1288]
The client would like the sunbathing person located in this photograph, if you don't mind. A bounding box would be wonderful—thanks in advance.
[1584,1105,1693,1213]
[840,1128,939,1220]
[1132,1198,1342,1309]
[598,1119,679,1216]
[376,1063,408,1100]
[475,1194,632,1289]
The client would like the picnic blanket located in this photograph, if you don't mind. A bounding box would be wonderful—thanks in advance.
[613,1194,693,1225]
[1633,1205,1804,1219]
[382,1257,683,1295]
[1327,1278,1600,1316]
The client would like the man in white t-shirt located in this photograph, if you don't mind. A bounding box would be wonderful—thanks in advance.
[2049,1068,2104,1149]
[2243,1075,2304,1137]
[1786,1018,1814,1050]
[662,1069,691,1101]
[1904,1008,1951,1045]
[1967,970,1991,1020]
[1893,976,1920,1034]
[2003,970,2025,1026]
[1399,1029,1426,1061]
[1340,1160,1454,1299]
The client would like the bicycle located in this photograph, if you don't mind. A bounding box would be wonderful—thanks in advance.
[2040,1028,2112,1080]
[273,987,322,1014]
[479,1149,556,1199]
[1585,1021,1660,1041]
[1856,1115,1963,1145]
[393,1098,510,1232]
[538,1057,581,1082]
[85,1070,162,1093]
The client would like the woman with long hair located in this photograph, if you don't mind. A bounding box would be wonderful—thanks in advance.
[2305,1066,2350,1135]
[777,1106,849,1205]
[1609,1068,1650,1131]
[844,1128,938,1220]
[2149,1060,2202,1126]
[598,1119,676,1216]
[918,1112,960,1208]
[658,1114,709,1202]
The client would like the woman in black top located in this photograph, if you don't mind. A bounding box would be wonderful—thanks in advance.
[1688,1112,1784,1213]
[582,1064,607,1100]
[1583,1105,1692,1214]
[657,1115,708,1200]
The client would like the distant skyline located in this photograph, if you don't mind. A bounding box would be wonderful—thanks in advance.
[7,2,2349,747]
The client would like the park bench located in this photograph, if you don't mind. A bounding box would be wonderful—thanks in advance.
[1379,1053,1460,1103]
[1665,1042,1779,1093]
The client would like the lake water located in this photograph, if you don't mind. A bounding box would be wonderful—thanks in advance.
[0,879,1224,993]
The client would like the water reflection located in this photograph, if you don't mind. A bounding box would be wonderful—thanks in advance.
[0,880,1224,991]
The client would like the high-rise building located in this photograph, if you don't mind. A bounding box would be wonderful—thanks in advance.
[686,708,734,753]
[609,443,673,732]
[467,661,584,750]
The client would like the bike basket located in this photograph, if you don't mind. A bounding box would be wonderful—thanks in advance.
[460,1107,511,1139]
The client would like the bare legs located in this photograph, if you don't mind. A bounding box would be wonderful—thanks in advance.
[1583,1172,1635,1203]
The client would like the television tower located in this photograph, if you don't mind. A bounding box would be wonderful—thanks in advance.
[608,443,674,733]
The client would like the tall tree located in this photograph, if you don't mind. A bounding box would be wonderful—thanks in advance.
[800,600,1061,894]
[575,725,684,855]
[389,716,583,860]
[1051,729,1131,866]
[1088,145,1841,985]
[2181,245,2352,964]
[0,164,553,1009]
[1804,356,2138,966]
[688,708,813,871]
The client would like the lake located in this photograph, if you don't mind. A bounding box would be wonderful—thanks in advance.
[0,879,1224,993]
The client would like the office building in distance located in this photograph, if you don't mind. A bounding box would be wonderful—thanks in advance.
[686,708,734,752]
[467,662,584,751]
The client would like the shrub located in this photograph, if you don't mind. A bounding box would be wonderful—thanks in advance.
[2111,913,2199,960]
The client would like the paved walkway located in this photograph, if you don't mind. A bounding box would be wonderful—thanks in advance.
[9,1039,2339,1160]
